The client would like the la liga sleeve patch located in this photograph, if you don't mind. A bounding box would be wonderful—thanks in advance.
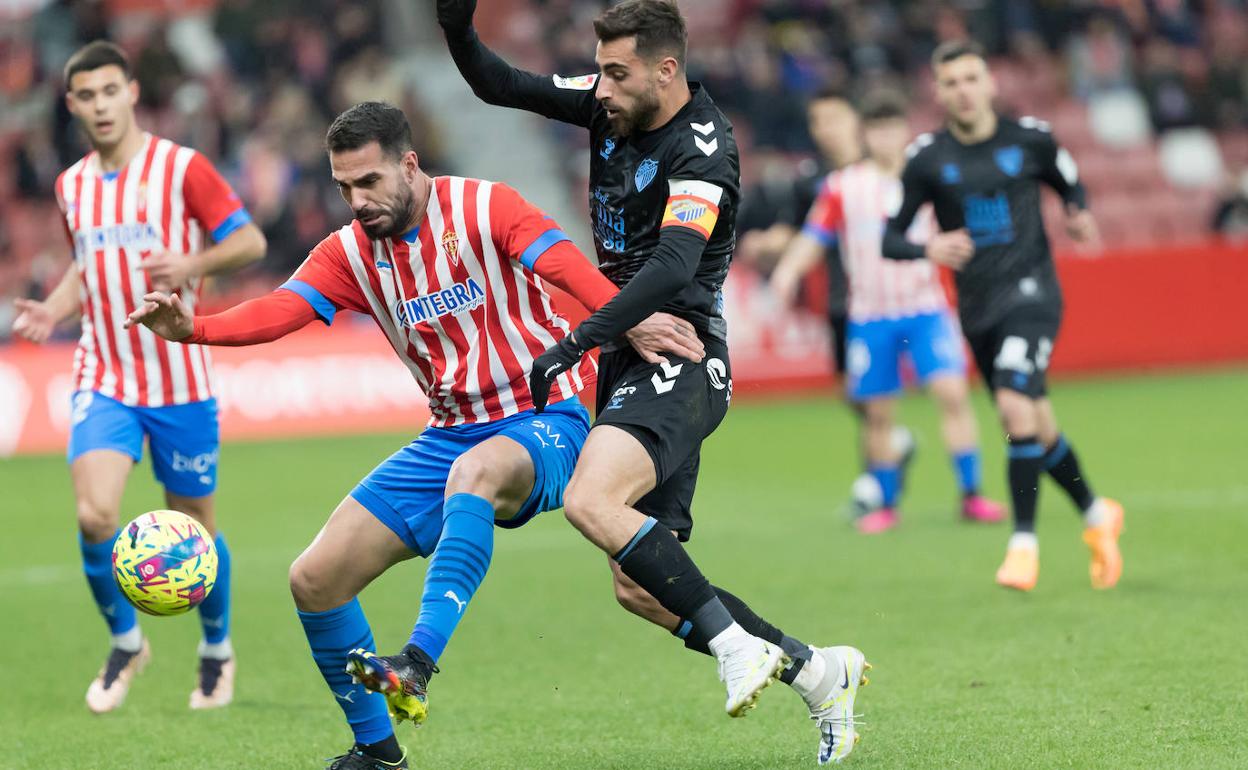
[552,74,598,90]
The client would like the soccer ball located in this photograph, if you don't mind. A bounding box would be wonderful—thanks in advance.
[112,510,217,616]
[849,473,883,517]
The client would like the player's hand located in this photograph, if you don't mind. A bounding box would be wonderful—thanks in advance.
[139,251,196,294]
[1065,206,1102,253]
[769,263,803,306]
[528,334,586,414]
[436,0,477,35]
[125,291,194,341]
[12,298,56,344]
[925,229,975,270]
[626,312,704,365]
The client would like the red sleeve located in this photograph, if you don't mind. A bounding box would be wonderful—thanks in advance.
[54,171,74,250]
[281,232,371,322]
[489,182,617,310]
[802,174,844,245]
[186,289,318,346]
[182,151,252,242]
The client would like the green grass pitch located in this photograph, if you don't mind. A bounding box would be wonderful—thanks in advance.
[2,368,1246,769]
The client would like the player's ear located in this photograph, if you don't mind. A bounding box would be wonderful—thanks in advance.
[401,150,420,182]
[657,55,679,86]
[128,78,140,108]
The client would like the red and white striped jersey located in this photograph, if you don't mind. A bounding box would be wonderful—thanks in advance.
[286,176,595,427]
[804,160,946,322]
[55,133,252,407]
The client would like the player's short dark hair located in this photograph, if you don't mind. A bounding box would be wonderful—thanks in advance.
[593,0,687,68]
[809,87,853,108]
[64,40,131,88]
[931,40,986,70]
[858,90,908,123]
[325,101,414,159]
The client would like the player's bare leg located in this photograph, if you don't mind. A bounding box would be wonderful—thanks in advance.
[166,490,234,710]
[564,426,786,717]
[855,397,901,533]
[927,374,1004,523]
[1035,399,1124,588]
[73,450,150,713]
[346,436,534,726]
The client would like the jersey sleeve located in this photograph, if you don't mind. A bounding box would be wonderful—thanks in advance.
[489,183,618,311]
[446,29,596,127]
[1026,119,1088,209]
[279,233,369,325]
[882,140,935,261]
[182,152,254,243]
[801,174,844,246]
[53,171,74,250]
[658,120,736,242]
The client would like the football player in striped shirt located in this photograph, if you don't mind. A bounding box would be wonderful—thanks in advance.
[12,41,266,713]
[128,101,702,770]
[772,91,1005,533]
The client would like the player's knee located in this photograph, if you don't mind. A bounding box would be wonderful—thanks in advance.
[996,391,1038,435]
[289,555,339,612]
[76,497,119,542]
[561,479,600,534]
[446,453,495,498]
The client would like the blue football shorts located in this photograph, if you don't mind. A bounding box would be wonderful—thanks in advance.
[349,398,591,556]
[845,310,966,401]
[67,390,220,498]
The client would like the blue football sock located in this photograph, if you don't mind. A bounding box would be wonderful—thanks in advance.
[870,464,901,508]
[80,530,137,636]
[197,533,231,645]
[953,450,982,497]
[297,599,393,745]
[408,493,495,664]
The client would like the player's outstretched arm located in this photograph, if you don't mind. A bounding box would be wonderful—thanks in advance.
[12,266,81,344]
[125,289,317,346]
[438,0,595,127]
[771,234,827,305]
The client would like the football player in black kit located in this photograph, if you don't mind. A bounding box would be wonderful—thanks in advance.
[882,41,1124,593]
[431,0,869,763]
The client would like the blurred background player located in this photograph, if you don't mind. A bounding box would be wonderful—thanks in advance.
[129,101,700,770]
[11,40,265,713]
[440,0,869,762]
[882,41,1123,592]
[738,88,918,518]
[772,91,1005,534]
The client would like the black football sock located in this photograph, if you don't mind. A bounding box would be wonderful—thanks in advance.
[1008,435,1045,533]
[673,586,812,683]
[614,518,732,640]
[1043,434,1096,514]
[360,734,403,764]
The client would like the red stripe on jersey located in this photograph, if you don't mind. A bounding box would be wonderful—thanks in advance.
[459,178,504,418]
[434,178,490,421]
[68,166,93,394]
[113,162,149,404]
[389,233,453,417]
[90,174,121,396]
[413,219,477,423]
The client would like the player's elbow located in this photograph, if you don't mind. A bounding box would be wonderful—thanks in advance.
[239,224,267,263]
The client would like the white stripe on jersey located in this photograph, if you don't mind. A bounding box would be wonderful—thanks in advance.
[466,181,519,417]
[418,189,467,424]
[837,162,947,321]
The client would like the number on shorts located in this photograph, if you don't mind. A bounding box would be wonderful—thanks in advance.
[993,336,1034,374]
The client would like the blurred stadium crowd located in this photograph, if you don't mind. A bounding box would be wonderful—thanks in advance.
[2,0,1247,341]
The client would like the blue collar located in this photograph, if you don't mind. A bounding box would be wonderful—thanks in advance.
[401,225,421,244]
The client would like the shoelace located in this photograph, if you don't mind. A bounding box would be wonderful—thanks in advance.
[101,646,139,688]
[199,657,226,696]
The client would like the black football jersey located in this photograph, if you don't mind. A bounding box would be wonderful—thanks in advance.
[883,116,1087,333]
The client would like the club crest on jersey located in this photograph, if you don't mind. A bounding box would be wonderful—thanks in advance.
[994,146,1023,177]
[441,228,460,265]
[634,158,659,191]
[941,163,961,184]
[394,277,486,327]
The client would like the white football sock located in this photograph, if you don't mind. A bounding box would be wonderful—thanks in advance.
[790,647,827,699]
[707,622,749,658]
[112,626,143,653]
[1008,531,1039,552]
[1083,498,1107,528]
[198,638,234,661]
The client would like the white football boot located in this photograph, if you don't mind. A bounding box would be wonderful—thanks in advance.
[85,638,151,713]
[715,632,786,717]
[804,646,870,764]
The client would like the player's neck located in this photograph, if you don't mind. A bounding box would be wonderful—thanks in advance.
[94,126,146,173]
[645,80,692,132]
[402,173,434,235]
[869,154,903,178]
[948,111,998,145]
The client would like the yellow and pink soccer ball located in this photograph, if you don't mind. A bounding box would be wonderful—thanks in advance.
[112,510,217,616]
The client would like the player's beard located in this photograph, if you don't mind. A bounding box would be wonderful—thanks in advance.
[608,83,661,137]
[357,185,417,240]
